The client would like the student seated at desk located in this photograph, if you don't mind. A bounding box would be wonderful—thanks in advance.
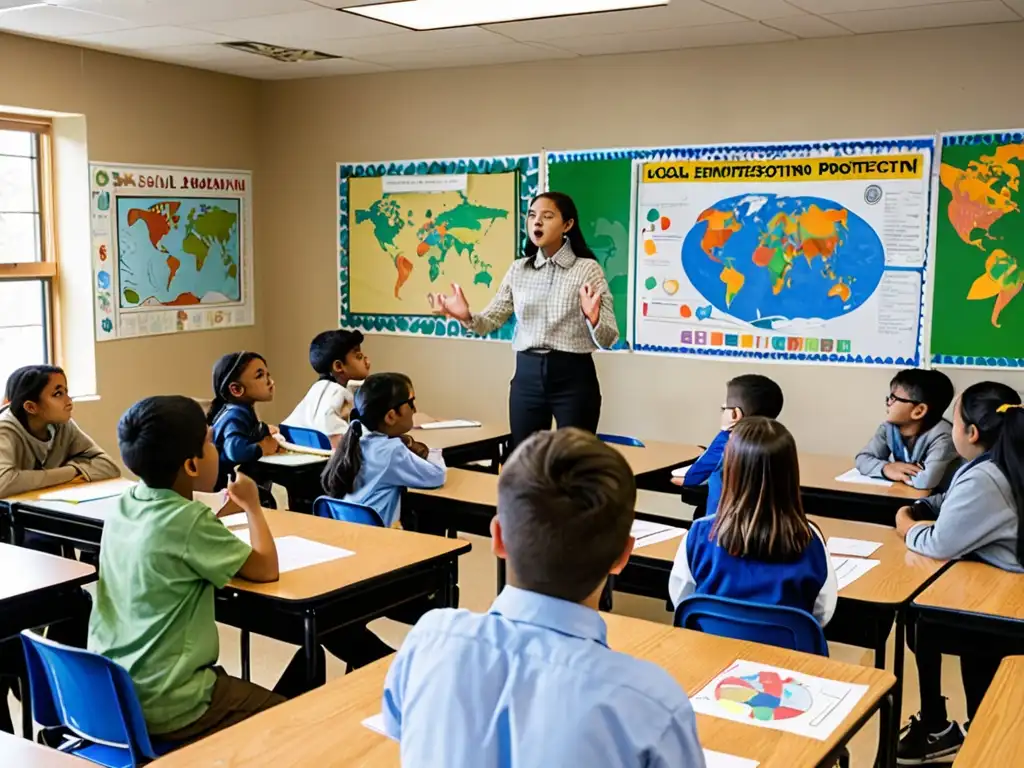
[0,364,119,498]
[681,374,783,519]
[669,417,837,625]
[894,382,1024,765]
[89,396,314,744]
[855,368,958,490]
[283,329,370,449]
[382,428,705,768]
[321,372,445,528]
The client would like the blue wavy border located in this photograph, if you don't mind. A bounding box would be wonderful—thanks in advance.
[338,155,539,340]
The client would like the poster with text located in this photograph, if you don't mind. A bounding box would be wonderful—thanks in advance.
[931,130,1024,368]
[90,163,254,341]
[338,155,538,340]
[632,138,934,365]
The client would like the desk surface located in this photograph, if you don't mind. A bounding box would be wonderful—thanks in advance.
[954,656,1024,766]
[155,612,893,768]
[636,515,947,606]
[411,417,509,452]
[799,453,929,501]
[913,561,1024,620]
[612,440,702,476]
[0,732,92,767]
[0,542,96,602]
[4,478,129,522]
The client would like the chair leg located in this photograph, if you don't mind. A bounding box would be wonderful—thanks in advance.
[19,675,31,740]
[838,746,850,768]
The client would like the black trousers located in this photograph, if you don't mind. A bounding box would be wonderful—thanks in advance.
[509,351,602,451]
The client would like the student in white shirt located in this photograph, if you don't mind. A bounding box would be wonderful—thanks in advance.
[283,330,370,448]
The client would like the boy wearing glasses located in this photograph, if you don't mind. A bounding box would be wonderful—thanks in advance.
[856,369,957,489]
[677,374,784,518]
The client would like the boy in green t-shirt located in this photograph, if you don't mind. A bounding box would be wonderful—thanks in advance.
[89,395,298,743]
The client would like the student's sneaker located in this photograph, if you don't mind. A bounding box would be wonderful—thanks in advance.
[897,715,965,764]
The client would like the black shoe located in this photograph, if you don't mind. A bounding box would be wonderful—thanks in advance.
[897,715,965,764]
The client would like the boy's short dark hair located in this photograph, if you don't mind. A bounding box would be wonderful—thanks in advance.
[726,374,784,418]
[497,428,636,603]
[891,368,954,430]
[309,330,364,377]
[119,396,208,489]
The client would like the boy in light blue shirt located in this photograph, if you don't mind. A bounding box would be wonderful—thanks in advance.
[383,428,705,768]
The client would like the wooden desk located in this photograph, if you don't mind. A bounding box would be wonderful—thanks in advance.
[612,440,702,486]
[4,478,126,551]
[799,453,928,525]
[0,732,92,766]
[155,614,894,768]
[413,417,509,468]
[954,656,1024,766]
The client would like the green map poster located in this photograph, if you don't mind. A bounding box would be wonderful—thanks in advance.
[932,131,1024,368]
[548,152,632,348]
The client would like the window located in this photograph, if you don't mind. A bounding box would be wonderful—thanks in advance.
[0,117,56,390]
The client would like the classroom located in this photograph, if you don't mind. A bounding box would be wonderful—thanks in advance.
[2,1,1024,766]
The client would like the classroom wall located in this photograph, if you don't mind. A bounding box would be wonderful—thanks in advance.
[0,32,264,460]
[257,22,1024,455]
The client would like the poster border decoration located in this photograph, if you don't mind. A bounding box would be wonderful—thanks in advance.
[337,154,539,341]
[90,162,255,342]
[930,129,1024,370]
[630,136,936,367]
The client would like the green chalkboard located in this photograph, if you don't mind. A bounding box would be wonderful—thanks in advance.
[548,155,632,347]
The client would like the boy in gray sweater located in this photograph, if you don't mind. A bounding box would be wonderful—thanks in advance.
[855,368,957,490]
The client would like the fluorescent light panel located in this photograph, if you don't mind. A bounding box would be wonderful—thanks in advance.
[344,0,670,31]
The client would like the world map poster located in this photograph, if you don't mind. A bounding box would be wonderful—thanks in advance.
[931,130,1024,368]
[90,163,253,341]
[632,138,934,365]
[338,155,538,340]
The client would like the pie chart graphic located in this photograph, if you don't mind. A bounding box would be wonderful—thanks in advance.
[714,670,813,722]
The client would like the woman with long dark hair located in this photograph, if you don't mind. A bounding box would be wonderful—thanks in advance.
[430,192,618,449]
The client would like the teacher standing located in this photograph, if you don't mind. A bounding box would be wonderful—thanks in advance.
[431,192,618,450]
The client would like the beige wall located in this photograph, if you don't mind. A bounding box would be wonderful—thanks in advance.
[258,22,1024,455]
[0,32,264,460]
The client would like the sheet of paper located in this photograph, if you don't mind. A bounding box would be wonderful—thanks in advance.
[219,512,249,529]
[834,468,893,488]
[631,520,686,549]
[39,478,136,503]
[361,713,397,741]
[259,452,327,467]
[193,490,230,514]
[230,532,354,573]
[704,750,759,768]
[690,659,868,741]
[671,465,690,479]
[827,537,883,557]
[417,419,482,430]
[831,557,881,590]
[273,436,332,457]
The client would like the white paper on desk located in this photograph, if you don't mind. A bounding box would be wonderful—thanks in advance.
[39,478,136,503]
[259,452,327,467]
[230,533,354,573]
[273,435,332,457]
[417,419,481,430]
[827,537,882,557]
[361,713,397,741]
[831,556,881,590]
[218,512,249,529]
[690,659,868,741]
[834,468,893,488]
[704,750,758,768]
[671,465,690,479]
[631,520,686,549]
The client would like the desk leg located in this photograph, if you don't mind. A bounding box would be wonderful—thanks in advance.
[889,610,907,768]
[871,610,901,768]
[445,559,460,609]
[303,611,319,687]
[240,629,251,682]
[496,558,506,593]
[19,675,32,740]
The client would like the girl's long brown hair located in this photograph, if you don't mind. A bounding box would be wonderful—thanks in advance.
[712,417,812,562]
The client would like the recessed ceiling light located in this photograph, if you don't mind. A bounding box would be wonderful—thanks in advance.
[343,0,670,32]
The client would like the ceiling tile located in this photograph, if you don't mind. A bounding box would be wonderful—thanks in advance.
[309,27,507,57]
[763,14,853,36]
[702,0,804,19]
[191,6,402,43]
[69,25,234,49]
[486,0,744,42]
[134,43,260,63]
[788,0,989,12]
[357,41,576,70]
[548,21,793,56]
[0,0,42,8]
[47,0,314,25]
[310,0,412,6]
[256,57,393,78]
[0,5,138,36]
[1002,0,1024,17]
[824,0,1017,33]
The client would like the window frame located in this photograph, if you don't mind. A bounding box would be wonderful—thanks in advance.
[0,113,60,367]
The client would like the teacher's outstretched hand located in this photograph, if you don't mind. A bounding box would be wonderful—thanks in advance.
[428,192,618,450]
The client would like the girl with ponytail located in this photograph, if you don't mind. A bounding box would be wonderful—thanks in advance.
[321,372,445,527]
[896,381,1024,763]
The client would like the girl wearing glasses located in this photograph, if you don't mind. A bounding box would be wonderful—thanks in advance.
[321,372,446,528]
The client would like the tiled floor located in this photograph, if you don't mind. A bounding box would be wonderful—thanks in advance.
[7,531,972,766]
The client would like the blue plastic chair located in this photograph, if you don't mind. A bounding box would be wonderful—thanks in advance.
[598,433,646,448]
[278,424,332,451]
[312,496,384,527]
[674,594,828,657]
[20,630,173,767]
